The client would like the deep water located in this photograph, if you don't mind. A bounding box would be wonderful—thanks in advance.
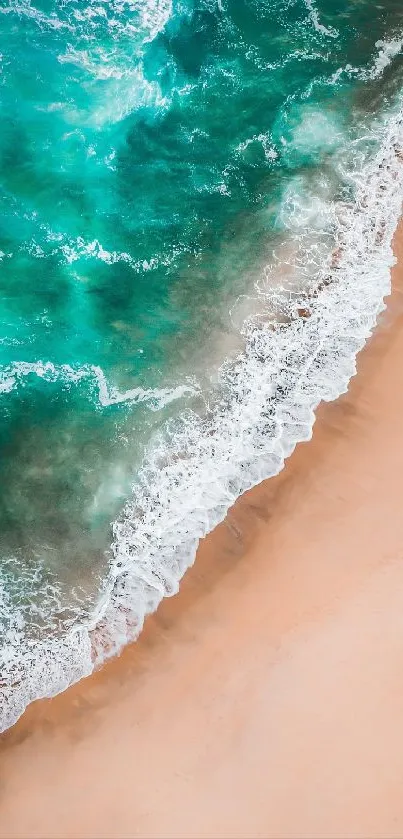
[1,0,403,727]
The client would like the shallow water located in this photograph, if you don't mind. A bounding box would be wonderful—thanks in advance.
[1,0,403,729]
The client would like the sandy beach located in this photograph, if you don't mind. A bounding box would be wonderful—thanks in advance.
[1,222,403,838]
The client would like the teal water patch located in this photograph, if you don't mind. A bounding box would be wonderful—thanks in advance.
[1,0,403,727]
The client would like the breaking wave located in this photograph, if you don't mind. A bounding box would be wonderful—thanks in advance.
[1,101,403,732]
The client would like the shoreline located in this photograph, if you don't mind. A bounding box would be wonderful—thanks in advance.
[1,221,403,837]
[3,113,403,734]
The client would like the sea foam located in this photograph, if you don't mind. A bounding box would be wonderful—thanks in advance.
[0,361,196,409]
[1,103,403,732]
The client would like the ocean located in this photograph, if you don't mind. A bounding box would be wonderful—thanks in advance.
[1,0,403,731]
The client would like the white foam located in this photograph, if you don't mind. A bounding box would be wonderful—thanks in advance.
[0,0,74,31]
[0,361,197,409]
[58,47,168,124]
[303,0,338,39]
[138,0,172,42]
[370,36,403,79]
[2,0,174,127]
[288,106,343,156]
[334,33,403,84]
[236,132,278,161]
[1,0,172,41]
[28,230,187,274]
[2,103,403,733]
[59,238,134,266]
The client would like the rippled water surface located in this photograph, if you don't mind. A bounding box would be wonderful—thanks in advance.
[1,0,403,729]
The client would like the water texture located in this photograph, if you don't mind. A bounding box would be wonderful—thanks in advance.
[1,0,403,730]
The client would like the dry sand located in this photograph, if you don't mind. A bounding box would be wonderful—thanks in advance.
[2,224,403,839]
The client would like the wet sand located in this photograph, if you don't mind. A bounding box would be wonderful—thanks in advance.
[2,224,403,838]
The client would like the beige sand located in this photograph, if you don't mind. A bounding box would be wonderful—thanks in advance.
[2,225,403,839]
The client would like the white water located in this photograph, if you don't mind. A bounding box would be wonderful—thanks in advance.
[303,0,338,39]
[0,361,196,408]
[1,99,403,731]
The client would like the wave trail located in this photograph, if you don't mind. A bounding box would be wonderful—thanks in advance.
[0,361,197,410]
[302,0,338,39]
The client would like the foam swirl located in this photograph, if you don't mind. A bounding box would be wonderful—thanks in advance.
[0,361,196,409]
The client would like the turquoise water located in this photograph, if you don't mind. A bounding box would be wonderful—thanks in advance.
[1,0,403,728]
